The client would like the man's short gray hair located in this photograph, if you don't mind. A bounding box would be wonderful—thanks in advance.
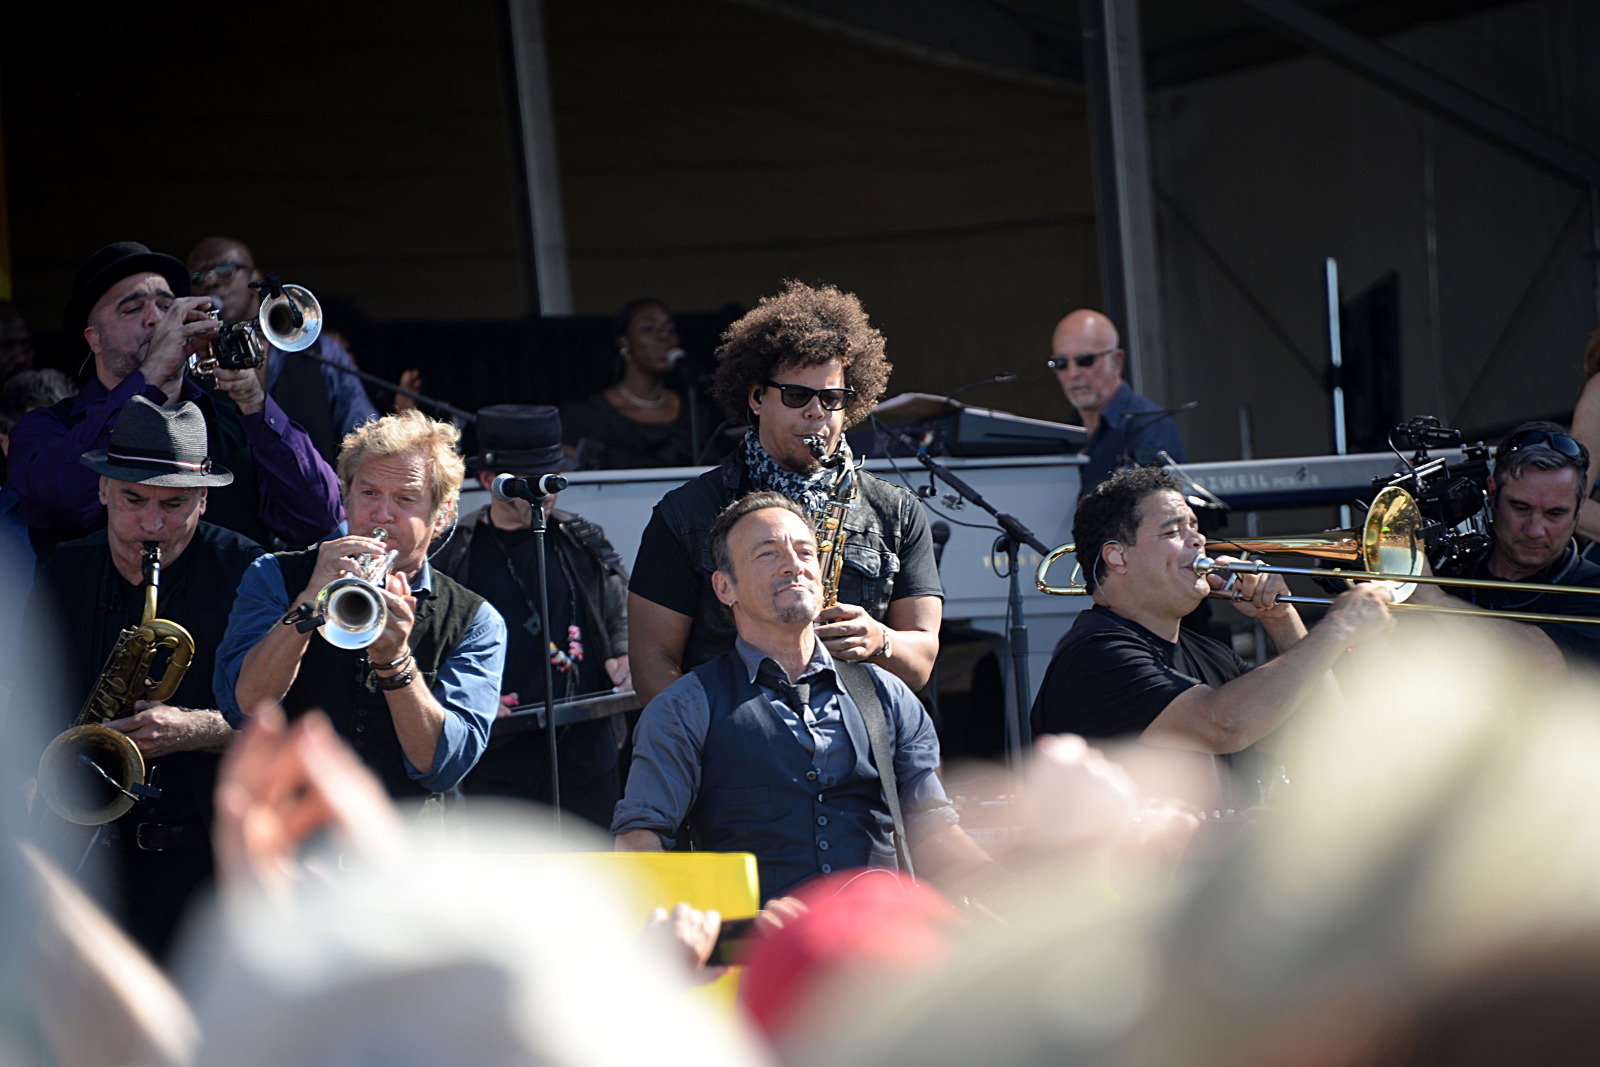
[1494,421,1590,501]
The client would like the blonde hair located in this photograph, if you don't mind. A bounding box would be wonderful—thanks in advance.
[336,410,466,521]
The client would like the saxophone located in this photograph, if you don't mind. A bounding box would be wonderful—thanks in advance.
[37,543,195,825]
[804,435,860,608]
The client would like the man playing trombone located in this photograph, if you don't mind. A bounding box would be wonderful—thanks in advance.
[1031,468,1392,792]
[215,411,506,800]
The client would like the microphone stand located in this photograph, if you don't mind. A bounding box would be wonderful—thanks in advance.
[289,347,479,425]
[1115,401,1198,470]
[880,422,1050,770]
[530,490,561,837]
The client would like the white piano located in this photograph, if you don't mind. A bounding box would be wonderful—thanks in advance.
[457,453,1091,707]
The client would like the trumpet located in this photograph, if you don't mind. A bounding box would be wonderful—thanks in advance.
[188,274,323,378]
[315,528,401,649]
[37,544,192,825]
[1036,485,1600,625]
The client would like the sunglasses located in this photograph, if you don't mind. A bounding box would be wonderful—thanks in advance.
[1046,348,1116,371]
[1502,429,1585,460]
[190,262,250,288]
[762,380,856,411]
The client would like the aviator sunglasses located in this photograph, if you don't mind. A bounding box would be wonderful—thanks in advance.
[1501,428,1586,461]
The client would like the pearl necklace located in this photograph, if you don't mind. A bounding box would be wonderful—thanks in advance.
[617,382,669,408]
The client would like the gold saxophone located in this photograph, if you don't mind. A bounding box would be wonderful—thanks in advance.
[37,543,195,825]
[805,435,860,608]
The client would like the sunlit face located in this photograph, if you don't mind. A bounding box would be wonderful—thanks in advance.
[98,477,206,575]
[346,451,451,575]
[750,359,847,474]
[620,303,679,375]
[1102,489,1208,613]
[1490,467,1581,575]
[85,273,176,384]
[187,241,262,325]
[714,507,823,628]
[1051,314,1124,415]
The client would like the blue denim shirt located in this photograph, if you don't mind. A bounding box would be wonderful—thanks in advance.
[1075,381,1189,495]
[213,554,506,791]
[612,636,957,844]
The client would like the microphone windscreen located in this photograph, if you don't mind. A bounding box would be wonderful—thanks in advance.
[491,472,516,504]
[667,347,688,366]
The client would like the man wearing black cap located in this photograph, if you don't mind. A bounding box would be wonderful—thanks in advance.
[8,242,343,553]
[18,396,265,961]
[434,405,631,828]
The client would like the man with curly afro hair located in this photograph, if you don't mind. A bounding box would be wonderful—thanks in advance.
[626,280,944,705]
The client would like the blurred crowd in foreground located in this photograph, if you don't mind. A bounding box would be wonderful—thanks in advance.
[6,622,1600,1067]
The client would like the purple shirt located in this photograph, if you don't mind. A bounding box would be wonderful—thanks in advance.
[9,369,344,547]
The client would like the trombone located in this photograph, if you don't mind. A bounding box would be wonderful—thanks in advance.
[1036,485,1600,625]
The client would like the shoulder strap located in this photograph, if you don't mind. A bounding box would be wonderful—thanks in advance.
[833,661,915,879]
[556,512,628,579]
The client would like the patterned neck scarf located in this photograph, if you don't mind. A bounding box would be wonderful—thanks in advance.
[741,426,851,519]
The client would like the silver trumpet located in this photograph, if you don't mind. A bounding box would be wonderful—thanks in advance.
[188,274,323,378]
[316,529,400,650]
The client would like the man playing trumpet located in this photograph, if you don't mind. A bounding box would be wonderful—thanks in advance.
[1031,468,1392,797]
[215,411,506,799]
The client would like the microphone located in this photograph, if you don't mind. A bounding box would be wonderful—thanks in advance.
[492,472,568,503]
[667,347,688,366]
[947,373,1018,405]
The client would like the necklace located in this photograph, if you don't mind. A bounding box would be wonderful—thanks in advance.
[616,382,668,408]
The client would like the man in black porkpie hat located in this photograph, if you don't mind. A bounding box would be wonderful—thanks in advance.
[435,405,633,828]
[7,241,342,555]
[18,395,266,961]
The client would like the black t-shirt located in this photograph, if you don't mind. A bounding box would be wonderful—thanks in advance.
[1031,603,1251,741]
[1442,544,1600,666]
[465,522,607,704]
[630,469,945,623]
[559,390,701,470]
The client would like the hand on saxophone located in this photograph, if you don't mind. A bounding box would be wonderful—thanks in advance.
[814,602,889,661]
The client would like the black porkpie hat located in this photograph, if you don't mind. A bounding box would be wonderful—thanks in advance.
[63,241,192,336]
[466,404,579,474]
[80,395,233,487]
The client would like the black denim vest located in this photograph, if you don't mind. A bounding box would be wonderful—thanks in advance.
[688,652,895,902]
[654,441,925,671]
[275,550,485,798]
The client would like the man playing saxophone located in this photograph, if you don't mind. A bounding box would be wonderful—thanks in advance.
[627,281,944,705]
[18,396,263,961]
[215,411,507,801]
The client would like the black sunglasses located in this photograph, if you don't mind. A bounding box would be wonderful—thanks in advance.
[1502,428,1585,461]
[1046,348,1116,371]
[762,380,856,411]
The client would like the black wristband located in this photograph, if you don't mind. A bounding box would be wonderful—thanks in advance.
[369,651,411,672]
[374,661,416,691]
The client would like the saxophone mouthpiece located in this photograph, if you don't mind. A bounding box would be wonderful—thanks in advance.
[804,435,828,462]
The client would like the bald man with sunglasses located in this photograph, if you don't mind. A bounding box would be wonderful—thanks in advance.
[1050,309,1187,494]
